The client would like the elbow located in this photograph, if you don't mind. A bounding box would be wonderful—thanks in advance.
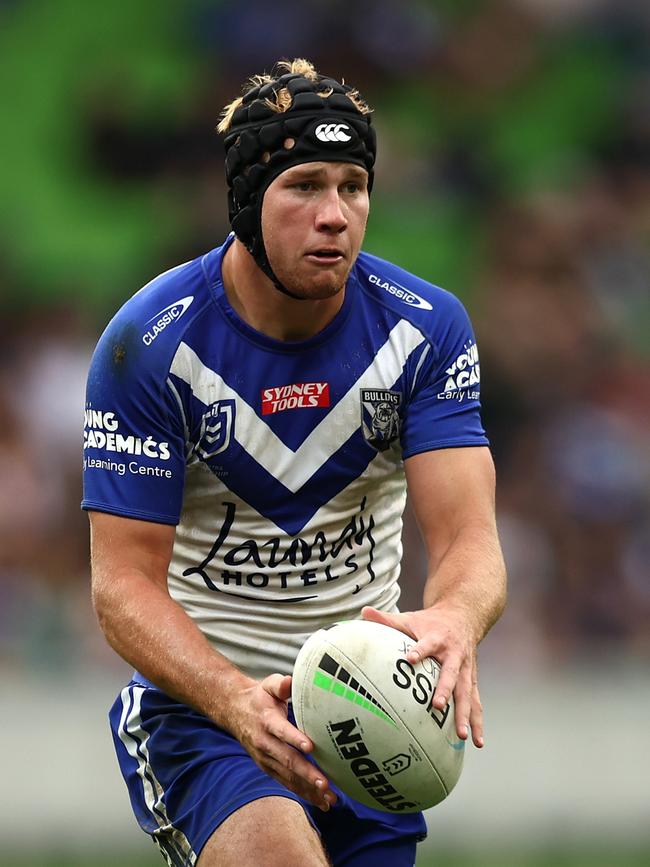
[495,554,508,621]
[497,585,508,623]
[91,575,116,641]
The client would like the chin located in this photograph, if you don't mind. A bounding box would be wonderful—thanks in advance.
[279,265,348,300]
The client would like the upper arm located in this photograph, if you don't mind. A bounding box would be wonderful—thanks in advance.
[404,446,497,564]
[401,292,488,458]
[82,298,188,526]
[89,510,176,597]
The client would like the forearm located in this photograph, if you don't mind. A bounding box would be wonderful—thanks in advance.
[93,568,252,731]
[421,521,507,642]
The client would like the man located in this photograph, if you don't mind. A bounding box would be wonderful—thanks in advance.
[83,58,506,867]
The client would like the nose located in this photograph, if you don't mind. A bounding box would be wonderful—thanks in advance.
[315,188,347,233]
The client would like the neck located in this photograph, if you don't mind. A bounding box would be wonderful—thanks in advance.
[221,239,346,342]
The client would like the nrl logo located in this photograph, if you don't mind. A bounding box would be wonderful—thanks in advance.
[196,399,235,460]
[382,753,412,776]
[360,388,401,452]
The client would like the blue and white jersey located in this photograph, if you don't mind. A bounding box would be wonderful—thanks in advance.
[82,234,488,679]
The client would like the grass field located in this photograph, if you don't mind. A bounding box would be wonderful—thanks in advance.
[9,851,650,867]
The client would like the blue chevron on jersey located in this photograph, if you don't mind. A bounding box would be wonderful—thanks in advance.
[164,316,426,534]
[82,234,488,679]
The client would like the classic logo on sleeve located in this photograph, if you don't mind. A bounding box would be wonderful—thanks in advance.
[360,389,402,451]
[368,274,433,311]
[142,296,194,346]
[261,382,330,415]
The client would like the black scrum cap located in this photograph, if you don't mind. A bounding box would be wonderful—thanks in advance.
[221,71,376,297]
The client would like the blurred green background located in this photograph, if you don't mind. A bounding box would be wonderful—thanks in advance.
[1,0,648,865]
[7,854,650,867]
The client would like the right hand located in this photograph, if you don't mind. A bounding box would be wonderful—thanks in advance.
[226,672,337,812]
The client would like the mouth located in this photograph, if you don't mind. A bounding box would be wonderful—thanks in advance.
[304,248,345,266]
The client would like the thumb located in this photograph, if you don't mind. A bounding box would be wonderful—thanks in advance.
[263,673,293,702]
[361,606,414,639]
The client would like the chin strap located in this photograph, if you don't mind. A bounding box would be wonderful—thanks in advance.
[251,239,307,301]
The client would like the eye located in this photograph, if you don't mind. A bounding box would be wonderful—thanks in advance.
[293,181,316,192]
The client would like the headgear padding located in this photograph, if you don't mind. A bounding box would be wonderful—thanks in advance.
[222,71,376,296]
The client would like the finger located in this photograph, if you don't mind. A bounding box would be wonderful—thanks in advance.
[361,606,413,637]
[469,681,484,748]
[432,654,462,711]
[260,676,314,752]
[263,673,293,702]
[403,633,441,666]
[263,748,337,810]
[265,710,314,753]
[452,663,473,741]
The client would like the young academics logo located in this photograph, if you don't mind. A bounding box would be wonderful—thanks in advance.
[83,407,173,479]
[142,296,194,346]
[437,341,480,401]
[368,275,433,311]
[261,382,330,415]
[83,408,170,460]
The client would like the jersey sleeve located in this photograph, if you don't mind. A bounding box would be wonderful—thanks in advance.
[401,293,489,458]
[82,317,187,525]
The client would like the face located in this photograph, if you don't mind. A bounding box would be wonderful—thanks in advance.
[260,162,370,300]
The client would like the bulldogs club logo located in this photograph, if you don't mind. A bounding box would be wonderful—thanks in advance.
[360,389,401,451]
[196,400,235,460]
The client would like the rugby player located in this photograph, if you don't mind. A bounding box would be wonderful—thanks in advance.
[83,58,507,867]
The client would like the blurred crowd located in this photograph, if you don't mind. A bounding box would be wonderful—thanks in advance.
[0,0,648,676]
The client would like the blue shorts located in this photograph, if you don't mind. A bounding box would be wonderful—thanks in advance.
[110,675,427,866]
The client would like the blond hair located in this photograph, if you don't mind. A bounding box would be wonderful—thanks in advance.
[217,58,371,134]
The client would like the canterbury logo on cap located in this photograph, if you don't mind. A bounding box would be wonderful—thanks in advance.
[315,123,352,143]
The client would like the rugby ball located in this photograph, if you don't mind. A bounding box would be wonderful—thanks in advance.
[291,620,464,812]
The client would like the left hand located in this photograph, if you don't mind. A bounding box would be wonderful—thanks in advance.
[361,605,484,748]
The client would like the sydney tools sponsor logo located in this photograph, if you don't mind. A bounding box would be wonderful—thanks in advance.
[142,296,194,346]
[261,382,330,415]
[368,274,433,310]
